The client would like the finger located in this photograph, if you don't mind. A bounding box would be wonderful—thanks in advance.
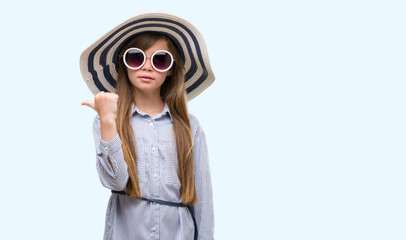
[81,100,95,110]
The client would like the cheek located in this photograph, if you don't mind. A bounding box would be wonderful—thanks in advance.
[156,73,168,84]
[126,71,139,86]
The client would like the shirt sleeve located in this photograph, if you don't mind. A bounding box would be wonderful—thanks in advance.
[193,126,215,240]
[92,115,129,191]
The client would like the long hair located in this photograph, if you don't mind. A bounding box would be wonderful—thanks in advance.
[115,33,197,205]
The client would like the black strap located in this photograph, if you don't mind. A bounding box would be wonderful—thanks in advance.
[111,190,198,240]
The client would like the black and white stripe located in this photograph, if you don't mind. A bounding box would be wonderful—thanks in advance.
[80,13,215,100]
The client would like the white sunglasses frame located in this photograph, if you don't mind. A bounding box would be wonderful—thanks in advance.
[123,48,175,72]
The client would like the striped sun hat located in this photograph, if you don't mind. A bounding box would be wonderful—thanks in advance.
[79,13,215,100]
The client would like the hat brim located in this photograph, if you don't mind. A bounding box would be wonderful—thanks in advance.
[80,13,215,101]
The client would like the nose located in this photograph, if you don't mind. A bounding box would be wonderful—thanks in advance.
[142,56,153,71]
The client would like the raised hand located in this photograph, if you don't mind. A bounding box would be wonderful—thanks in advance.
[82,92,119,142]
[82,92,119,121]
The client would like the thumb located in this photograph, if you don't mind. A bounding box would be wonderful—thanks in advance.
[81,100,95,110]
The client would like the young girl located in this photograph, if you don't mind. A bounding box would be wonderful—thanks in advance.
[80,13,215,240]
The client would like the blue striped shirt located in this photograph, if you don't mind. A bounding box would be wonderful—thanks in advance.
[92,103,214,240]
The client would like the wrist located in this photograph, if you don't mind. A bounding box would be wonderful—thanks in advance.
[100,115,116,124]
[100,118,118,142]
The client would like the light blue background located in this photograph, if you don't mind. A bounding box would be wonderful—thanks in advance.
[0,0,405,239]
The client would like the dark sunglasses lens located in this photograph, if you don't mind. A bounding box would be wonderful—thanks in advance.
[125,50,144,68]
[153,52,172,70]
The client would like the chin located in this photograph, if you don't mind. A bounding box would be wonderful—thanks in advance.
[134,85,161,93]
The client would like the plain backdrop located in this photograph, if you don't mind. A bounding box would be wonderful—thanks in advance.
[0,0,405,239]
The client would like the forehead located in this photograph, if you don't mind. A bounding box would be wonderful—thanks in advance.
[144,39,169,54]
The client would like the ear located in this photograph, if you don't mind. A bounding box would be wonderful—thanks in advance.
[166,70,172,77]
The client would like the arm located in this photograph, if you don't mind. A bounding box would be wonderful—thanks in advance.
[83,92,129,191]
[93,115,129,191]
[193,129,215,240]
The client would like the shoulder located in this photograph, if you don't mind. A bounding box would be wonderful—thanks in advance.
[188,113,204,138]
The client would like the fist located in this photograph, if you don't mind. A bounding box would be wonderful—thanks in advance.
[82,92,119,121]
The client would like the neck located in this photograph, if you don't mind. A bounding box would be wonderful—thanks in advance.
[133,90,165,117]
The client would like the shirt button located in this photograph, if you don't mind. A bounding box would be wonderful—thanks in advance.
[149,122,154,127]
[104,147,109,151]
[152,226,157,232]
[153,173,158,178]
[152,146,157,151]
[152,201,157,205]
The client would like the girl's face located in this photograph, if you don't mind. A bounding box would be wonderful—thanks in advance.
[126,39,172,96]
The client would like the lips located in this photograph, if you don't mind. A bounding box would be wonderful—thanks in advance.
[139,75,154,82]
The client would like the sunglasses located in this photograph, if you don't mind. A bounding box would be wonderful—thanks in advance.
[123,48,175,72]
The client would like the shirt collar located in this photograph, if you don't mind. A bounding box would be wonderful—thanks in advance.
[131,102,173,122]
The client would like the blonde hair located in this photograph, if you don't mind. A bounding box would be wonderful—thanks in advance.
[115,33,197,205]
